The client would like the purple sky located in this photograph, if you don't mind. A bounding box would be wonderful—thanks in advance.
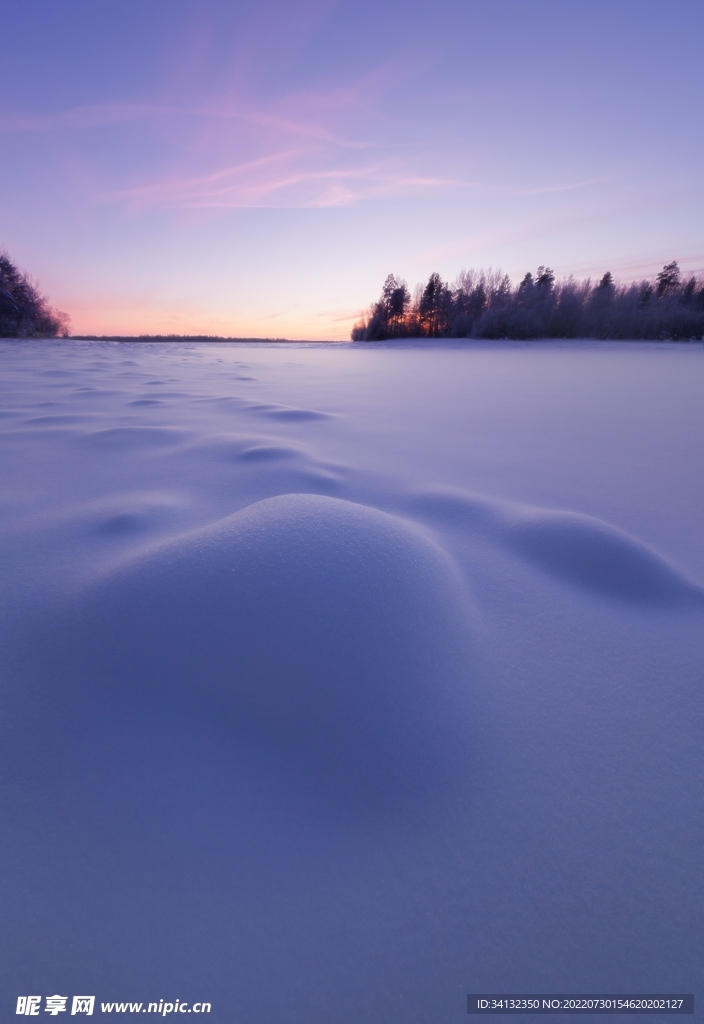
[2,0,703,339]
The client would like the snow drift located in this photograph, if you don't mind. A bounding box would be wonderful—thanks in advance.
[42,494,474,807]
[0,339,702,1023]
[407,488,704,605]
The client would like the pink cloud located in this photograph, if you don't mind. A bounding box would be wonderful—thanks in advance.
[99,139,466,210]
[0,45,475,216]
[0,55,482,216]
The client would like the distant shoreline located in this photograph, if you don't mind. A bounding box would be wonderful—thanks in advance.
[69,334,330,344]
[62,335,703,346]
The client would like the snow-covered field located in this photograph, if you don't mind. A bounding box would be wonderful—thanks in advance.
[1,339,702,1022]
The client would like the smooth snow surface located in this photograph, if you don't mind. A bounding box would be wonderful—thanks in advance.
[1,339,702,1022]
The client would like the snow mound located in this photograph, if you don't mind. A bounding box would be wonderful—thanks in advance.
[238,444,301,462]
[174,435,345,495]
[246,402,331,421]
[60,493,474,804]
[184,435,309,465]
[505,507,704,604]
[84,426,186,449]
[81,492,186,539]
[408,488,704,605]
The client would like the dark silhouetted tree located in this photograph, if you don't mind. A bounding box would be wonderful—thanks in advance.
[418,272,452,336]
[535,266,555,296]
[597,271,615,295]
[382,274,411,336]
[682,277,697,303]
[517,272,534,304]
[0,251,70,337]
[656,261,680,298]
[639,281,654,306]
[352,261,704,341]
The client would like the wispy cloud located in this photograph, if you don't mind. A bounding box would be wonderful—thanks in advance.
[104,156,464,210]
[0,57,472,211]
[0,102,169,133]
[1,58,615,215]
[565,252,704,281]
[92,86,468,211]
[511,175,618,196]
[409,207,588,268]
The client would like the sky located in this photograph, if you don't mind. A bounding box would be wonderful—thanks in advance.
[1,0,703,340]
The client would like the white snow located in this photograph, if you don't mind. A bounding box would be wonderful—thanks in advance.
[1,339,702,1021]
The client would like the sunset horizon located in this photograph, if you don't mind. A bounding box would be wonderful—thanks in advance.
[3,0,703,339]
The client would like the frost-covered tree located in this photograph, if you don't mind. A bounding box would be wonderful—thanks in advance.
[352,261,704,341]
[0,251,70,338]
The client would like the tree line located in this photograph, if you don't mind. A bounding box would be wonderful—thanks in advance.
[0,250,70,338]
[351,262,704,341]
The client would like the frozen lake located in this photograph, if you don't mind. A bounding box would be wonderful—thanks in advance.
[1,339,702,1022]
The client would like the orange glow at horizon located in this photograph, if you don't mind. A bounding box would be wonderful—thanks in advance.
[64,298,360,342]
